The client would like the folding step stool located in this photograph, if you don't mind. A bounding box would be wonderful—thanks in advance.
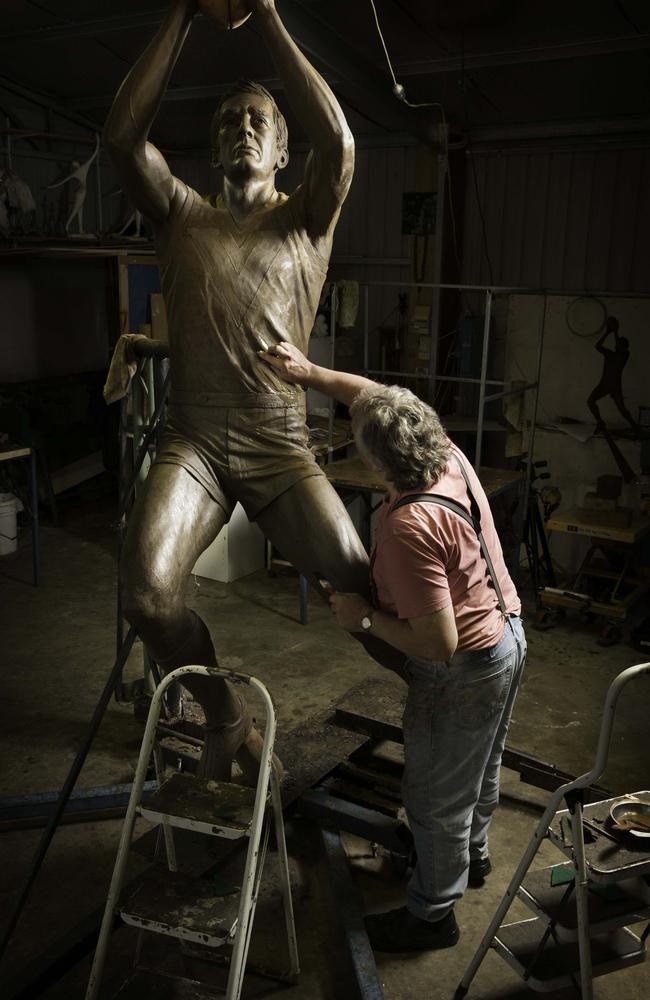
[86,664,299,1000]
[456,661,650,999]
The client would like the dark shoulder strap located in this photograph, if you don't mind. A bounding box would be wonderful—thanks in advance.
[392,458,508,615]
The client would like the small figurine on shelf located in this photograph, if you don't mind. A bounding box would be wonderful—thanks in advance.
[106,184,146,240]
[116,206,144,239]
[0,167,36,236]
[46,133,100,236]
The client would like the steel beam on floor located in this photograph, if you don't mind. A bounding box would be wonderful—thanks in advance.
[300,786,412,860]
[320,828,384,1000]
[0,781,157,832]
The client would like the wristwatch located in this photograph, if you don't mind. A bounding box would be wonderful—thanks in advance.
[360,610,375,632]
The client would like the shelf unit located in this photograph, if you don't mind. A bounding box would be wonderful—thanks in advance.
[361,281,545,476]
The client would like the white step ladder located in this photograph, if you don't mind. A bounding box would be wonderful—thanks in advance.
[456,661,650,998]
[85,664,299,999]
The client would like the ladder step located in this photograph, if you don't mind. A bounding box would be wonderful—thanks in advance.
[548,791,650,884]
[518,864,650,939]
[120,867,240,946]
[139,772,258,838]
[113,967,221,998]
[494,917,646,992]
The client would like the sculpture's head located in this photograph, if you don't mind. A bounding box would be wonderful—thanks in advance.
[210,80,289,180]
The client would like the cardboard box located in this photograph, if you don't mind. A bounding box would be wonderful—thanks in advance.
[193,503,265,583]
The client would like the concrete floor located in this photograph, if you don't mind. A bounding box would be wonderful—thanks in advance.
[1,477,649,999]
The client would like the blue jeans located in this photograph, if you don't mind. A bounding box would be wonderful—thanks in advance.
[402,615,526,922]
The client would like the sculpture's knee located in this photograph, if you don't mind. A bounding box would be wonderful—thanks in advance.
[120,565,178,635]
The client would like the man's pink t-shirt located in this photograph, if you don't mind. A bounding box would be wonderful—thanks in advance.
[371,446,521,651]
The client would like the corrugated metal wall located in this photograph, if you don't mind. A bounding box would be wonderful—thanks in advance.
[461,145,650,293]
[331,143,419,369]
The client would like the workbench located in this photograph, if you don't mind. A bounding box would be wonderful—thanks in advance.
[539,506,650,640]
[324,456,523,550]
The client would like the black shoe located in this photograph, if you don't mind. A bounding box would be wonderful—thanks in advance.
[468,856,492,888]
[364,906,459,953]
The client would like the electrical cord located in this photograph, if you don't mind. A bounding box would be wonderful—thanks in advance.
[367,0,469,394]
[368,0,444,112]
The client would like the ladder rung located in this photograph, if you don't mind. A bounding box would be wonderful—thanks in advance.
[494,917,646,991]
[138,772,258,838]
[113,967,222,998]
[518,865,650,939]
[120,867,240,946]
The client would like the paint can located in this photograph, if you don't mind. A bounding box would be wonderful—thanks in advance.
[0,493,18,555]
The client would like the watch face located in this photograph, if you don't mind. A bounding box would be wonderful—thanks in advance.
[361,615,372,631]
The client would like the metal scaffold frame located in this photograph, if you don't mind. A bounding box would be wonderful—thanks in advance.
[360,281,546,477]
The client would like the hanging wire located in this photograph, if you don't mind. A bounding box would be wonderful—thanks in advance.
[368,0,444,111]
[368,0,469,394]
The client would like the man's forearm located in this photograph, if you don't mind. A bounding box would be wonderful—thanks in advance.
[254,2,352,154]
[368,609,454,662]
[104,0,195,150]
[302,362,377,408]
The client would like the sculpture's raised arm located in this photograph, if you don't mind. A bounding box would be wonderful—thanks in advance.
[103,0,197,224]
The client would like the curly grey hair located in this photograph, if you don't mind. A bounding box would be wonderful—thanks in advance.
[349,384,451,491]
[210,80,288,169]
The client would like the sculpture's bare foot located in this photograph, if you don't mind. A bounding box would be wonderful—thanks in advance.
[197,694,284,785]
[197,694,252,782]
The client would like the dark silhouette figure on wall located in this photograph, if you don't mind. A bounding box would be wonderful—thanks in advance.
[587,316,639,436]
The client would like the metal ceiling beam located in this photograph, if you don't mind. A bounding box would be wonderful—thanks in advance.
[257,0,425,135]
[396,32,650,78]
[0,9,170,44]
[0,74,101,134]
[68,78,285,110]
[1,7,648,74]
[0,1,425,138]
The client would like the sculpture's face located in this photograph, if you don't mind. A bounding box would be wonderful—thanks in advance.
[216,92,279,181]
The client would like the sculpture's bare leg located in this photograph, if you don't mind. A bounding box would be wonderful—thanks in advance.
[121,462,257,779]
[257,475,408,677]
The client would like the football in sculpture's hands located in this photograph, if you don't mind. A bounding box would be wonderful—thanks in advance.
[198,0,252,30]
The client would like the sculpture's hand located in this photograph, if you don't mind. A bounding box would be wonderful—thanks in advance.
[258,342,313,385]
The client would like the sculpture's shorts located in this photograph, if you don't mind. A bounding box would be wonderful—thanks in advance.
[153,390,324,519]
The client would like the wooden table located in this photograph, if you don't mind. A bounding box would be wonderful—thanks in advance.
[0,445,39,585]
[324,456,523,550]
[545,507,650,545]
[307,415,353,460]
[324,456,522,500]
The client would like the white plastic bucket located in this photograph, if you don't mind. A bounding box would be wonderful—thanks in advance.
[0,493,18,555]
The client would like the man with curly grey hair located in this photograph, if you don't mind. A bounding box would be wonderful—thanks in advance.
[261,341,527,954]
